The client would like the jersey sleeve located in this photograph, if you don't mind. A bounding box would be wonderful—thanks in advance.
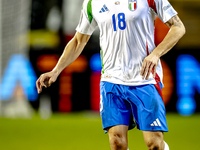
[76,0,97,35]
[148,0,178,23]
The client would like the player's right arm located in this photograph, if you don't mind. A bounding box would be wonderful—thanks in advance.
[36,0,97,93]
[36,32,91,94]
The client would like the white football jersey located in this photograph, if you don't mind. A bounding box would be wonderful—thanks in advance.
[76,0,177,86]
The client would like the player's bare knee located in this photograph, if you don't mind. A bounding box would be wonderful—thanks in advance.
[146,139,163,150]
[109,133,127,149]
[146,141,159,150]
[143,131,164,150]
[109,133,122,145]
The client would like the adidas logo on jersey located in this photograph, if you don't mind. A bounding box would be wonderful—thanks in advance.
[99,5,109,13]
[150,118,162,126]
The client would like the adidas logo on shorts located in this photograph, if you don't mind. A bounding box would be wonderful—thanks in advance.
[150,118,162,126]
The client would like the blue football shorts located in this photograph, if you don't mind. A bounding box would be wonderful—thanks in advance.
[100,81,168,132]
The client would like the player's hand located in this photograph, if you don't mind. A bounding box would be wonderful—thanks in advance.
[36,71,58,94]
[140,53,159,80]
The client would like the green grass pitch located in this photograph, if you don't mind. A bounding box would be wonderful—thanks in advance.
[0,113,200,150]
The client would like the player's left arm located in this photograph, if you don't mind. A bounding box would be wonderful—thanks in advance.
[140,15,186,80]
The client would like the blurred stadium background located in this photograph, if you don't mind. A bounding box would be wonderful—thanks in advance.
[0,0,200,149]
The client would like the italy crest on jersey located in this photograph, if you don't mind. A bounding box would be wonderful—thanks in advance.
[128,0,137,11]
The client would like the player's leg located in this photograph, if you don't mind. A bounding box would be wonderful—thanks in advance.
[100,82,132,150]
[143,131,165,150]
[126,83,169,150]
[107,125,129,150]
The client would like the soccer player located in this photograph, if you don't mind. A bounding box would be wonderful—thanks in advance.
[36,0,185,149]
